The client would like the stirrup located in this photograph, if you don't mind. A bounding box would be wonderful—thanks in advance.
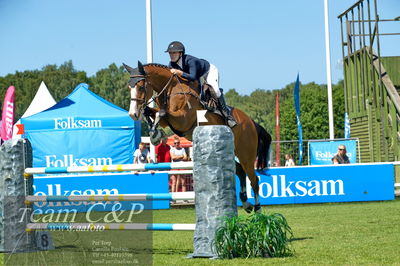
[227,116,237,128]
[221,109,237,128]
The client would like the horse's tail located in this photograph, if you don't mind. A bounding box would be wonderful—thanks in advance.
[254,121,272,170]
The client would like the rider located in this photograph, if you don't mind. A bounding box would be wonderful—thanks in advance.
[164,41,236,128]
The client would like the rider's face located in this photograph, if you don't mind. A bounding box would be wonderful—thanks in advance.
[169,52,181,63]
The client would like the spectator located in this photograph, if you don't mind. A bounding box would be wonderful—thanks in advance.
[332,144,350,164]
[155,136,171,163]
[170,136,188,192]
[285,154,296,167]
[133,142,151,164]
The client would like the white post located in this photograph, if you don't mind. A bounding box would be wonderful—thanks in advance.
[324,0,335,140]
[145,0,155,109]
[146,0,153,64]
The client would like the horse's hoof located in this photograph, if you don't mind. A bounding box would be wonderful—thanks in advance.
[254,204,262,213]
[242,202,253,213]
[239,192,248,203]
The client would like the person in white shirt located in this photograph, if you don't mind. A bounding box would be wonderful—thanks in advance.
[169,136,188,192]
[285,154,296,167]
[134,142,151,164]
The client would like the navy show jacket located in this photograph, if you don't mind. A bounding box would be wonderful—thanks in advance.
[169,54,210,81]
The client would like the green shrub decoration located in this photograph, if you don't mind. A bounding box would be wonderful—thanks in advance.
[213,212,294,259]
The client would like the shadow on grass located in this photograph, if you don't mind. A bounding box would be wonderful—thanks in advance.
[152,248,192,255]
[289,237,313,242]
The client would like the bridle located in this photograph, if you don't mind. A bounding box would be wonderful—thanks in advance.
[130,72,200,111]
[130,73,176,116]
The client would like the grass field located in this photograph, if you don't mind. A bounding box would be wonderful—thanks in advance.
[1,198,399,265]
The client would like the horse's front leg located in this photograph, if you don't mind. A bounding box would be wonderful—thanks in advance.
[143,107,167,145]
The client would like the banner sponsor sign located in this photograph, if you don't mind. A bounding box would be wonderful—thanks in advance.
[1,86,15,141]
[309,139,357,165]
[21,83,141,167]
[236,163,394,206]
[33,172,169,211]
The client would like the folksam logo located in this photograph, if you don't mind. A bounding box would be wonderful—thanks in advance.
[45,154,113,167]
[309,140,357,165]
[54,117,102,129]
[246,175,345,198]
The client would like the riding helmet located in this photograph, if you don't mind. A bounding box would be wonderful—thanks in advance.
[165,41,185,54]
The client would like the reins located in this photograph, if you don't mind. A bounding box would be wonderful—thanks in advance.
[130,69,201,122]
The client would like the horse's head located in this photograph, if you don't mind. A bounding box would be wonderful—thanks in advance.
[123,61,153,120]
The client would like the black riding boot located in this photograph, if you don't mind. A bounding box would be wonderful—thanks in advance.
[218,94,237,128]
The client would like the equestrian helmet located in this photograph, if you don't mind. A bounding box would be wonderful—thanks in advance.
[165,41,185,54]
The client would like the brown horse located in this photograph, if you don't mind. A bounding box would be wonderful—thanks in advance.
[123,61,271,212]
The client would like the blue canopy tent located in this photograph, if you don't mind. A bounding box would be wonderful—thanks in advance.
[21,83,141,167]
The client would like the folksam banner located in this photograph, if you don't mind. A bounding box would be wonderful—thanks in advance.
[237,163,394,206]
[33,172,169,211]
[21,83,141,167]
[293,74,303,164]
[309,140,357,165]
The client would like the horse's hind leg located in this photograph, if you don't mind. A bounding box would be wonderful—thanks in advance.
[240,162,261,213]
[236,162,253,213]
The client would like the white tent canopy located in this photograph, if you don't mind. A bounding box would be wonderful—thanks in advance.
[12,81,56,139]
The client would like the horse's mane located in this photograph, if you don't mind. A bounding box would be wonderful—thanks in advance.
[142,63,173,79]
[143,63,197,90]
[143,63,170,69]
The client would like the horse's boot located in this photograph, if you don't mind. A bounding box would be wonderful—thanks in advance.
[158,109,167,118]
[218,94,237,128]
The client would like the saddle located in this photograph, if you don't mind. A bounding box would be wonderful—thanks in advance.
[200,84,218,111]
[200,84,234,123]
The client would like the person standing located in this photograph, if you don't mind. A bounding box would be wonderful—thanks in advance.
[331,144,350,164]
[169,136,188,192]
[285,154,296,167]
[155,136,171,163]
[133,142,151,164]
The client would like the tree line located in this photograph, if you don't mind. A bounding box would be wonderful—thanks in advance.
[0,61,345,140]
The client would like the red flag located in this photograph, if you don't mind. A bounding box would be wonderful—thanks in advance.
[275,92,280,166]
[1,86,15,141]
[16,124,25,135]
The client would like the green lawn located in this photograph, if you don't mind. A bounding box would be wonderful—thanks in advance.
[2,198,399,265]
[153,199,400,265]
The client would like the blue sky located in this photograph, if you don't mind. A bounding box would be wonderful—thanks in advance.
[0,0,398,95]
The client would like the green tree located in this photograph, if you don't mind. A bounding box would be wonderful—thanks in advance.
[0,61,89,121]
[89,63,130,110]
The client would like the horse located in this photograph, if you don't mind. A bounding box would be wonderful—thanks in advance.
[123,61,271,213]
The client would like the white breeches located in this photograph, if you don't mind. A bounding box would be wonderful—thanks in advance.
[200,64,221,98]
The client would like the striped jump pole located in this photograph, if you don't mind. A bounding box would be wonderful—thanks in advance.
[4,126,238,257]
[26,223,196,232]
[25,192,195,203]
[24,162,194,176]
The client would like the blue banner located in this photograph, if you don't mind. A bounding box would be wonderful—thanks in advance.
[33,172,169,211]
[27,129,135,167]
[309,140,357,165]
[236,163,394,206]
[293,74,303,164]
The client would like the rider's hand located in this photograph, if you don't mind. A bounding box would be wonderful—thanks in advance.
[170,69,183,76]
